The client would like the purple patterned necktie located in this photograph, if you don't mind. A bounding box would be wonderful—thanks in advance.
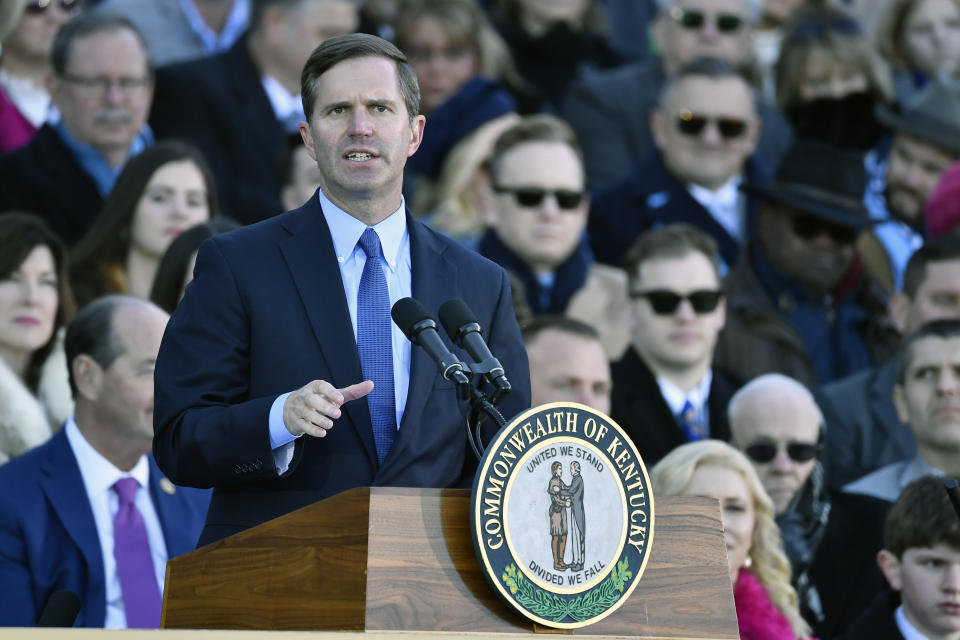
[112,477,161,628]
[357,227,396,464]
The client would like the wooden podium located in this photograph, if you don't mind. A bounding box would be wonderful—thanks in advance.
[162,487,739,638]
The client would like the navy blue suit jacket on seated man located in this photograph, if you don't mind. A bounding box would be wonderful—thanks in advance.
[152,34,531,546]
[0,430,209,627]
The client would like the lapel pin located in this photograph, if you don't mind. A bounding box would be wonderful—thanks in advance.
[160,478,176,495]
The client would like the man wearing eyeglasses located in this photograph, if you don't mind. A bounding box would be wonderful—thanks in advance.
[714,139,894,387]
[478,114,631,359]
[562,0,793,192]
[588,57,768,270]
[609,223,741,466]
[729,373,891,639]
[0,11,154,246]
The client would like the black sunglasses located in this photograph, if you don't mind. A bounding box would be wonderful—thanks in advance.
[492,186,585,210]
[790,213,858,244]
[744,441,822,464]
[670,6,745,33]
[676,109,748,139]
[630,289,723,315]
[25,0,80,14]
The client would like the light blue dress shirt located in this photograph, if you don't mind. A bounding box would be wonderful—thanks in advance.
[268,189,412,465]
[177,0,249,56]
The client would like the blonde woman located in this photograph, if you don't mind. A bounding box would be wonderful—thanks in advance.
[651,440,813,640]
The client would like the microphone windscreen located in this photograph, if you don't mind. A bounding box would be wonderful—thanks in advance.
[37,589,81,627]
[438,298,477,340]
[391,297,431,339]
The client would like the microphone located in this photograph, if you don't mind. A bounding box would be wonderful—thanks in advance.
[391,298,470,385]
[37,589,81,627]
[438,298,511,395]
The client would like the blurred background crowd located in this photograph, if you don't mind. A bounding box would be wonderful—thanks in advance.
[3,0,960,637]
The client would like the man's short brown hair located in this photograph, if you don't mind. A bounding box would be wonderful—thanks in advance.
[301,33,420,123]
[884,474,960,558]
[623,223,722,289]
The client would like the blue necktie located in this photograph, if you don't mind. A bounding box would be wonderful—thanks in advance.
[357,228,396,464]
[678,400,708,441]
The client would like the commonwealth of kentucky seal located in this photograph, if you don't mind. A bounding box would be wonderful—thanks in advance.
[470,402,654,629]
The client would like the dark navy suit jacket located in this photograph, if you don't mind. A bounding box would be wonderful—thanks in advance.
[0,429,210,627]
[153,194,531,545]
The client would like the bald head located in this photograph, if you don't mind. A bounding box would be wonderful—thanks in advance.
[729,374,823,514]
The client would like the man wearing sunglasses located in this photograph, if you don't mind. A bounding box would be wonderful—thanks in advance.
[588,57,768,270]
[821,235,960,491]
[0,11,154,246]
[610,224,741,466]
[714,139,893,387]
[729,373,891,639]
[478,115,630,358]
[562,0,793,192]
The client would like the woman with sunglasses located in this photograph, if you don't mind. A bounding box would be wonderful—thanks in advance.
[878,0,960,105]
[775,3,894,151]
[651,440,814,640]
[0,0,81,153]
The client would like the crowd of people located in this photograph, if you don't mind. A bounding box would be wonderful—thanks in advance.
[2,0,960,638]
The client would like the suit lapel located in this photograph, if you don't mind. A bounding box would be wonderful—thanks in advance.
[38,430,105,623]
[385,217,456,465]
[221,40,284,161]
[148,457,191,558]
[278,198,377,466]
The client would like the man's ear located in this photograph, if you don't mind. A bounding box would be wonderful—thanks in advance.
[878,549,903,591]
[72,354,103,402]
[893,383,910,425]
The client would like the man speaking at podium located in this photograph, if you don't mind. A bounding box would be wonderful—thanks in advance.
[153,34,530,546]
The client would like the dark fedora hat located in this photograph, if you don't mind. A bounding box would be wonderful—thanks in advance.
[875,76,960,156]
[742,139,870,227]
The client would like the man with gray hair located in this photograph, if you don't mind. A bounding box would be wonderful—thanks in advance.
[149,0,359,224]
[562,0,792,191]
[729,372,889,638]
[0,11,154,245]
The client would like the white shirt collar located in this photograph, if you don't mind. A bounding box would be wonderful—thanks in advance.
[687,174,744,240]
[261,74,303,120]
[317,188,407,273]
[657,369,714,417]
[65,416,150,499]
[895,604,933,640]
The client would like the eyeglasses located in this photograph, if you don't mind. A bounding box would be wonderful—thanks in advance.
[25,0,80,14]
[405,45,473,65]
[60,74,151,97]
[629,289,723,314]
[676,109,748,139]
[744,441,822,464]
[492,186,585,210]
[669,6,745,34]
[790,213,858,244]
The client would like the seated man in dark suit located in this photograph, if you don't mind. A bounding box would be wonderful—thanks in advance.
[840,474,960,640]
[0,296,210,628]
[729,373,889,639]
[821,234,960,489]
[588,58,771,271]
[0,12,154,246]
[478,114,631,359]
[562,0,792,191]
[153,34,531,546]
[611,223,741,465]
[149,0,358,224]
